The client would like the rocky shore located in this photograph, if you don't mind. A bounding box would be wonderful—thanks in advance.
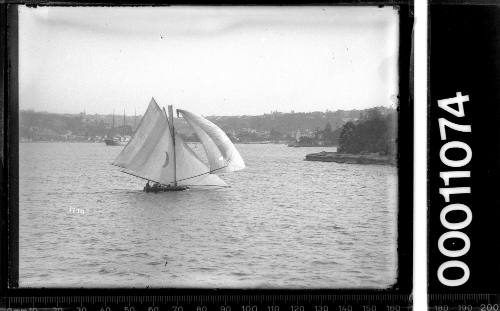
[305,151,396,165]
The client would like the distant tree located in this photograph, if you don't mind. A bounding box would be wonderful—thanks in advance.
[337,109,397,155]
[362,107,383,121]
[270,128,282,141]
[323,122,332,134]
[322,122,338,145]
[338,121,357,153]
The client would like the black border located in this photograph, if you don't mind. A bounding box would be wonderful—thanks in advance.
[1,3,19,293]
[428,1,500,293]
[1,0,413,300]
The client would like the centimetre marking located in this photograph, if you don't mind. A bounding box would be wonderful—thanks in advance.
[3,294,415,306]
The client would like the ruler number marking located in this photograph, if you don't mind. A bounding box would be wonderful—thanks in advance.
[242,306,257,311]
[481,305,500,311]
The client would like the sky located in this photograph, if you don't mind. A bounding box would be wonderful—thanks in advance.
[19,6,399,116]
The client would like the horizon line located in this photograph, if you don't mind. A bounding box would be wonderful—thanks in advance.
[19,105,397,118]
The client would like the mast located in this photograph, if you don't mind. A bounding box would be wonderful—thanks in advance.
[112,109,115,138]
[168,105,177,186]
[123,109,126,138]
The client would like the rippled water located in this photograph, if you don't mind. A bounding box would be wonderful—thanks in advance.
[19,142,397,288]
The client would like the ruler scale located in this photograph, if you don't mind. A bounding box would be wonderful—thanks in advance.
[1,294,412,311]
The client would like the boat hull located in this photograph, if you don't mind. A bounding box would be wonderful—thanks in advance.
[144,185,190,193]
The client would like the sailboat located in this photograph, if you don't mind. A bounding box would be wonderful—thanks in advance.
[112,98,245,192]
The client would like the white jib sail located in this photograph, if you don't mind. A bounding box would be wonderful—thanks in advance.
[177,109,245,173]
[174,133,227,187]
[113,99,227,187]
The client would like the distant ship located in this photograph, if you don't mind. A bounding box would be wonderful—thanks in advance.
[104,137,127,146]
[111,98,245,192]
[104,110,128,146]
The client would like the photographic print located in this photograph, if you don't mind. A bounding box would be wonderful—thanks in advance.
[18,5,400,288]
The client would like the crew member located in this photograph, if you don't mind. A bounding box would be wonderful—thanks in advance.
[144,181,151,192]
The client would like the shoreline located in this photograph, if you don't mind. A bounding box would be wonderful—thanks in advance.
[305,151,396,165]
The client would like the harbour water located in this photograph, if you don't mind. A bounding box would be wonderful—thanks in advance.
[19,142,398,288]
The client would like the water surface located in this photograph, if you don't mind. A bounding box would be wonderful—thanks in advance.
[19,142,397,288]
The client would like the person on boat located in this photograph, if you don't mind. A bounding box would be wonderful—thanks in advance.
[144,181,151,192]
[151,182,161,192]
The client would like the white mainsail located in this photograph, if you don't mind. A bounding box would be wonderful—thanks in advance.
[113,98,232,187]
[113,98,166,169]
[113,99,176,184]
[177,109,245,173]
